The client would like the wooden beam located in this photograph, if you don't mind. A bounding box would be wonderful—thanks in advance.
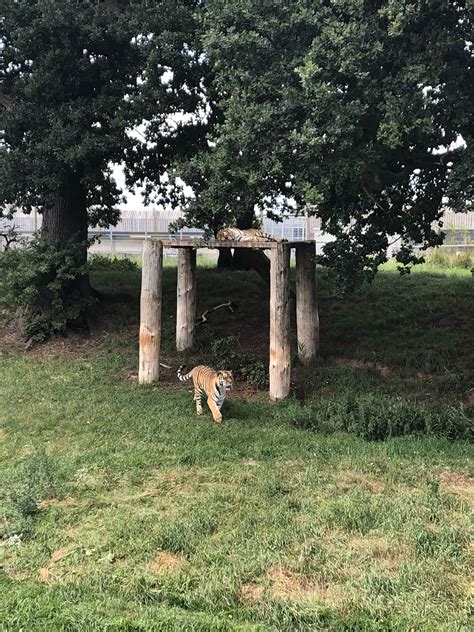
[139,240,163,383]
[269,243,291,401]
[176,247,197,351]
[296,243,319,364]
[156,239,315,249]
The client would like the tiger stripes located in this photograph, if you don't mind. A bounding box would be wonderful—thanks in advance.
[216,227,285,242]
[177,365,233,424]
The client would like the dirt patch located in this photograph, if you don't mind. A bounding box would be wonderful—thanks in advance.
[0,430,6,440]
[37,544,77,583]
[38,567,51,583]
[38,497,77,509]
[266,566,335,603]
[50,544,76,563]
[149,551,181,574]
[465,388,474,406]
[108,489,158,504]
[240,583,265,603]
[242,459,260,467]
[337,470,384,494]
[346,535,404,576]
[240,566,339,604]
[438,470,473,496]
[332,357,392,378]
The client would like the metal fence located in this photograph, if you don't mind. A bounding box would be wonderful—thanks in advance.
[3,209,473,256]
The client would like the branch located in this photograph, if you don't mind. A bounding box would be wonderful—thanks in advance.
[195,301,236,326]
[0,94,14,109]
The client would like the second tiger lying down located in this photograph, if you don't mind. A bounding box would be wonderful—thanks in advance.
[177,365,233,424]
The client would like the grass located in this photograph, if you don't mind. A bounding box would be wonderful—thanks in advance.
[0,260,473,631]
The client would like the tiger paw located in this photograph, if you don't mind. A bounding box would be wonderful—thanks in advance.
[196,409,204,416]
[214,415,223,424]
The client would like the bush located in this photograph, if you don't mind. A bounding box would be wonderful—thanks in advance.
[426,248,473,269]
[209,336,269,390]
[280,395,472,441]
[88,254,138,272]
[2,450,62,537]
[209,335,239,368]
[0,236,93,342]
[240,360,269,390]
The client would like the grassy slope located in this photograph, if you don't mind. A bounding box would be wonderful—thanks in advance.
[0,262,472,631]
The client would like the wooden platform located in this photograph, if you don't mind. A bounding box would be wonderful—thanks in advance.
[158,239,315,249]
[138,239,319,402]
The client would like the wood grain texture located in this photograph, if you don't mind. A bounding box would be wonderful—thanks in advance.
[296,243,319,363]
[176,247,197,351]
[139,240,163,383]
[269,243,291,401]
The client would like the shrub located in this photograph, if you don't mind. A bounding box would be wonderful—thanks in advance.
[209,335,239,368]
[280,394,472,441]
[0,236,93,342]
[209,336,270,390]
[452,251,473,269]
[240,359,269,390]
[2,450,62,537]
[426,248,451,268]
[426,248,473,269]
[88,254,138,272]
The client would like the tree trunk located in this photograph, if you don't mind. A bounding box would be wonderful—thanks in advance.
[217,248,233,269]
[269,243,291,401]
[41,171,90,295]
[139,240,163,383]
[233,209,255,270]
[176,247,196,351]
[42,171,88,251]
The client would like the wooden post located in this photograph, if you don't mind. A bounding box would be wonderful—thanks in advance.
[296,243,319,364]
[139,239,163,383]
[269,243,291,401]
[176,247,197,351]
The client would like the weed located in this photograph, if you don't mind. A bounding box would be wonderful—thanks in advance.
[240,360,269,390]
[209,335,239,369]
[88,254,139,272]
[2,450,63,537]
[280,395,472,440]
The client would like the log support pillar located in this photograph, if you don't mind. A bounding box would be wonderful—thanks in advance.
[295,243,319,364]
[176,247,197,351]
[139,240,163,383]
[269,243,291,401]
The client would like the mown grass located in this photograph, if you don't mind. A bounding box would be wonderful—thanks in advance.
[0,261,472,631]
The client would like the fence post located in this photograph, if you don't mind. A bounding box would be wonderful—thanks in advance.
[176,247,197,351]
[296,242,319,363]
[139,240,163,383]
[269,243,291,401]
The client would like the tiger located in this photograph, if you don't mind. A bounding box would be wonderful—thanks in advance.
[216,227,286,242]
[177,365,234,424]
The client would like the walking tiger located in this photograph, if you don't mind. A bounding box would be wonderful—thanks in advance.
[177,365,234,424]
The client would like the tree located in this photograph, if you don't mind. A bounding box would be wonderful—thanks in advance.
[171,0,472,287]
[0,0,204,335]
[0,1,141,257]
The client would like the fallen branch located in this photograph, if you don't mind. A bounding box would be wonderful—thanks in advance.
[196,301,236,326]
[159,362,172,369]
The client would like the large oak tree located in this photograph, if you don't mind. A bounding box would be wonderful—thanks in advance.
[166,0,472,285]
[0,0,203,274]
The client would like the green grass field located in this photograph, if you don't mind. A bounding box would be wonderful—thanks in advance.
[0,261,472,631]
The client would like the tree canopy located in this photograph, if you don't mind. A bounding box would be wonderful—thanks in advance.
[1,0,472,290]
[0,0,203,241]
[163,0,472,285]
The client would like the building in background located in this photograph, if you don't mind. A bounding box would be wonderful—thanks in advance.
[3,208,473,256]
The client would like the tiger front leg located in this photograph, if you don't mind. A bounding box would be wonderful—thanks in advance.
[194,390,204,415]
[207,397,223,424]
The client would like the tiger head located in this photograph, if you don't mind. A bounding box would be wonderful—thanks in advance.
[217,370,234,392]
